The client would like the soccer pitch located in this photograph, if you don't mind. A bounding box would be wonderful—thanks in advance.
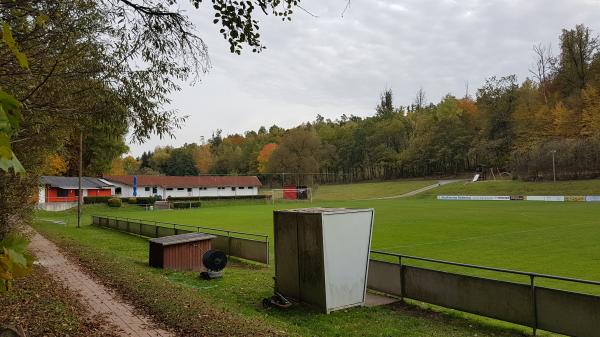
[35,179,600,336]
[80,194,600,293]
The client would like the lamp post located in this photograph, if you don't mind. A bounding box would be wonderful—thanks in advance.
[77,129,83,228]
[550,150,556,183]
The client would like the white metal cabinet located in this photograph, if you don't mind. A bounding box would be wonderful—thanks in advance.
[274,208,374,313]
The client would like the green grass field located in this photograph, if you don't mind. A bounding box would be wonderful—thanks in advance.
[419,178,600,197]
[33,178,600,336]
[312,179,437,200]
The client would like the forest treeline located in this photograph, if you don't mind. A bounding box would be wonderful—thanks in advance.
[110,25,600,184]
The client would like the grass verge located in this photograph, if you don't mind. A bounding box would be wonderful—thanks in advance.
[0,265,118,337]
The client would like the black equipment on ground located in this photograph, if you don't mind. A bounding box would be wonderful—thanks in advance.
[262,292,292,309]
[199,249,227,280]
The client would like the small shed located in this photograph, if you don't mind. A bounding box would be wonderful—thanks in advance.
[149,233,215,271]
[273,208,374,313]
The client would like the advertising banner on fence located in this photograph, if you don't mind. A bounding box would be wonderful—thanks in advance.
[437,195,511,201]
[585,196,600,202]
[565,196,585,202]
[525,196,565,202]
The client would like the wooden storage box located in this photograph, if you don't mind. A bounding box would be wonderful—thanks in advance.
[149,233,215,271]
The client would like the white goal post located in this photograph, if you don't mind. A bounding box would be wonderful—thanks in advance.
[270,187,313,204]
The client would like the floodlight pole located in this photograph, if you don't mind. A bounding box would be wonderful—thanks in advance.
[77,130,82,228]
[550,150,556,183]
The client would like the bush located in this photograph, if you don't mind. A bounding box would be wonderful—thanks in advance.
[167,196,201,202]
[168,195,270,201]
[107,198,122,207]
[171,201,201,209]
[83,196,112,204]
[118,196,157,205]
[136,196,157,205]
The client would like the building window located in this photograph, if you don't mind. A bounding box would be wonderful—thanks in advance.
[177,188,184,191]
[57,189,68,197]
[231,187,236,191]
[166,188,173,191]
[115,187,122,194]
[145,187,150,191]
[248,186,254,189]
[239,187,245,189]
[152,186,157,194]
[187,188,192,192]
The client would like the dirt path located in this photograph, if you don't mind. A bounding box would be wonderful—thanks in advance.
[29,231,175,337]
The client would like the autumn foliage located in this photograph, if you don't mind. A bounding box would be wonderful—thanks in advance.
[257,143,278,173]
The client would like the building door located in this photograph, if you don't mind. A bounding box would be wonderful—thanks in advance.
[187,188,192,196]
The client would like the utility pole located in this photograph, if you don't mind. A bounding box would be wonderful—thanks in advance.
[77,130,83,228]
[550,150,556,183]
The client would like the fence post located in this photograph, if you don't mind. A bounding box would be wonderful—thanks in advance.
[227,231,231,257]
[530,275,537,336]
[173,223,178,235]
[399,256,405,300]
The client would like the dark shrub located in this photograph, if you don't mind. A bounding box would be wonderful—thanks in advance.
[168,195,270,201]
[83,196,112,204]
[167,196,201,202]
[108,198,122,207]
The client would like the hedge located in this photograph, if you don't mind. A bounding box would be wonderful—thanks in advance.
[119,197,158,205]
[166,196,201,202]
[108,198,122,207]
[168,195,270,201]
[84,196,158,205]
[83,196,112,204]
[172,201,201,209]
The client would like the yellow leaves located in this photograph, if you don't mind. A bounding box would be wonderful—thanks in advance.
[43,154,68,176]
[551,101,580,137]
[109,157,125,175]
[35,14,49,28]
[581,86,600,137]
[193,145,214,174]
[1,22,29,69]
[0,22,27,174]
[0,234,34,292]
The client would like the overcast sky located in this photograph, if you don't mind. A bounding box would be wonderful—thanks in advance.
[127,0,600,156]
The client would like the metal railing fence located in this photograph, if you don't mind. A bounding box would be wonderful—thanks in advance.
[368,250,600,337]
[92,215,269,264]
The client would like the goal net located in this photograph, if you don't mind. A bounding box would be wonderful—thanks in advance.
[270,187,313,205]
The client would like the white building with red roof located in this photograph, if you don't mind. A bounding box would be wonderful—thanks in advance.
[103,175,262,199]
